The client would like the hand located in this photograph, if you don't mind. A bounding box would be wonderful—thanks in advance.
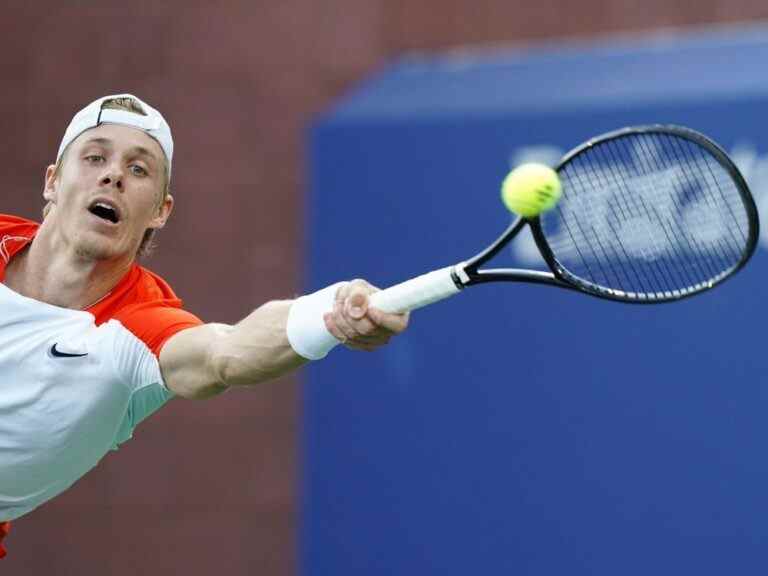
[323,279,409,352]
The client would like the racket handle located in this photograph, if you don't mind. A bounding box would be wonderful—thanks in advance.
[369,265,463,313]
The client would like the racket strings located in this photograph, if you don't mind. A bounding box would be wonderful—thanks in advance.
[632,136,723,288]
[541,132,752,299]
[610,135,740,294]
[565,143,687,296]
[599,142,679,292]
[662,135,745,265]
[668,135,750,267]
[564,151,637,291]
[627,135,727,291]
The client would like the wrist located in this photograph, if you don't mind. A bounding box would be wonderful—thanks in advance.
[286,282,346,360]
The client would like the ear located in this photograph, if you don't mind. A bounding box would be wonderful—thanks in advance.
[42,164,58,203]
[148,193,174,230]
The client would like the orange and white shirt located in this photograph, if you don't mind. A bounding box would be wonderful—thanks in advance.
[0,214,202,522]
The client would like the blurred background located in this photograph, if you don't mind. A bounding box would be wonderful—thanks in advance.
[3,2,768,575]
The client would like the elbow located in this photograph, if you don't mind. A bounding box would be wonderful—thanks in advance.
[207,325,242,390]
[160,323,235,400]
[179,324,234,399]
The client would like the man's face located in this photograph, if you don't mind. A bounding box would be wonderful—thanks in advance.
[44,123,173,261]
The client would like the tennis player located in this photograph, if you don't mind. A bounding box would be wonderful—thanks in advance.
[0,94,409,559]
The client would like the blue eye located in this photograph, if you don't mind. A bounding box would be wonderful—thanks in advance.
[130,165,148,176]
[85,155,105,163]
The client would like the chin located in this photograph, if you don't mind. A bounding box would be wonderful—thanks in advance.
[74,234,131,262]
[74,244,119,261]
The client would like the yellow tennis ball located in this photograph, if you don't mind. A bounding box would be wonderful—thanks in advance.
[501,163,562,217]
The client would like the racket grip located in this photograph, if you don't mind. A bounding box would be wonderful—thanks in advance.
[369,266,463,313]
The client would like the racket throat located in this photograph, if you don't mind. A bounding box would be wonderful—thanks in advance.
[452,262,472,289]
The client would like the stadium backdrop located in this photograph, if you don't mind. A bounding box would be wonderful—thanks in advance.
[304,26,768,576]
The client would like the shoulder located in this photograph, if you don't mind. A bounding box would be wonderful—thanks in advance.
[0,213,39,236]
[0,214,39,262]
[91,265,203,358]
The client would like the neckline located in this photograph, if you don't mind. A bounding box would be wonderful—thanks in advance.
[0,281,94,318]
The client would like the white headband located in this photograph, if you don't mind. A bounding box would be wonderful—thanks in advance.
[57,94,174,175]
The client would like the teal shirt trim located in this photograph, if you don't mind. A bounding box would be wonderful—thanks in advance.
[111,383,175,450]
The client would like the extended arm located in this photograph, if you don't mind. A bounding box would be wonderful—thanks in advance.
[159,280,409,399]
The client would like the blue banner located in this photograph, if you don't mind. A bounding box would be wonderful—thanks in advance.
[304,27,768,576]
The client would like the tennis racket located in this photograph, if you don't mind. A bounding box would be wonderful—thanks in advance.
[367,125,759,313]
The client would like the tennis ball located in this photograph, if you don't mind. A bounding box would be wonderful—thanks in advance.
[501,163,562,217]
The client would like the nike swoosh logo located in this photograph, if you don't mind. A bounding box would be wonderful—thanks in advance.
[50,344,88,358]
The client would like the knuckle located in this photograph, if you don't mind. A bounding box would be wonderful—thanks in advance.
[350,278,376,294]
[336,283,349,300]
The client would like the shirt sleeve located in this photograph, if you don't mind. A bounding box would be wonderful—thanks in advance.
[114,302,203,358]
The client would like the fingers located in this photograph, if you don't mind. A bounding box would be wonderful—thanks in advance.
[323,311,348,342]
[331,298,376,341]
[367,306,410,335]
[322,280,374,344]
[322,279,409,351]
[323,308,390,349]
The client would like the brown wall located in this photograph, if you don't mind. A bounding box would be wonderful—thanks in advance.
[2,2,768,574]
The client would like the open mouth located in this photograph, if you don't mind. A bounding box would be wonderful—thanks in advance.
[88,201,120,224]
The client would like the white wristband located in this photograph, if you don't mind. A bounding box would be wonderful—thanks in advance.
[286,282,346,360]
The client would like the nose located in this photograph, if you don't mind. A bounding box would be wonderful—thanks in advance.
[100,170,123,190]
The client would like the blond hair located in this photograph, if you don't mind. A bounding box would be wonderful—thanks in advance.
[44,97,171,258]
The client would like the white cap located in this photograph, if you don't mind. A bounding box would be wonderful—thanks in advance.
[57,94,174,175]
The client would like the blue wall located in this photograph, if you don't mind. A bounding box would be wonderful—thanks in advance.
[303,27,768,576]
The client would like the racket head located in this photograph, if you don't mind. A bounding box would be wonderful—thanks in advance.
[529,125,759,302]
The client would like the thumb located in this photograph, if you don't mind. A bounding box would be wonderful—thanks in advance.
[347,292,368,319]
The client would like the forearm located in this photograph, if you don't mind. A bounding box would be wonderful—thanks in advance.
[160,299,308,399]
[212,300,307,388]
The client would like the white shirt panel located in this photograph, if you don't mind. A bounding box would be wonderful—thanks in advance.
[0,283,169,521]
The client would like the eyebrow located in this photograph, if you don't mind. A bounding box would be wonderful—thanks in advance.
[81,137,159,163]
